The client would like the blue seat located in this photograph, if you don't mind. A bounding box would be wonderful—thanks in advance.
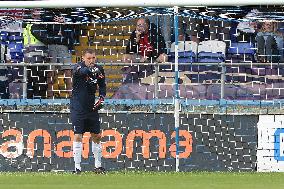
[169,41,198,63]
[196,41,226,83]
[168,51,196,63]
[8,32,23,41]
[226,43,257,83]
[198,52,225,63]
[0,31,8,44]
[227,42,255,63]
[8,42,24,63]
[197,40,226,63]
[8,42,23,53]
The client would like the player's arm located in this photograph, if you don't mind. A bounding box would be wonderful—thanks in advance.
[72,64,92,76]
[93,66,106,111]
[97,66,106,98]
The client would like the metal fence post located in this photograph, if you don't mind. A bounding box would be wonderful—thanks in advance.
[154,62,159,99]
[174,5,180,173]
[23,65,28,99]
[221,62,226,99]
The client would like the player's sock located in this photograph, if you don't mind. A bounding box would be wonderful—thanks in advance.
[73,141,82,170]
[92,142,102,168]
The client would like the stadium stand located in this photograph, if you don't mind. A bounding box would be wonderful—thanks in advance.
[168,41,198,63]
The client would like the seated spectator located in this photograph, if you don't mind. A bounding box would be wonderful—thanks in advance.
[24,9,49,99]
[23,23,48,99]
[122,18,168,63]
[232,9,261,43]
[256,21,282,63]
[0,14,24,99]
[275,22,284,61]
[171,20,209,44]
[32,14,81,98]
[0,68,9,99]
[171,22,191,43]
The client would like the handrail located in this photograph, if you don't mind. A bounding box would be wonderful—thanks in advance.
[2,62,284,66]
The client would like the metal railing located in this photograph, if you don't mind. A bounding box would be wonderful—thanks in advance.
[1,61,284,100]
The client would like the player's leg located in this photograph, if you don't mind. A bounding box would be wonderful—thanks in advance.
[73,133,82,173]
[86,114,105,173]
[91,132,105,173]
[72,115,84,173]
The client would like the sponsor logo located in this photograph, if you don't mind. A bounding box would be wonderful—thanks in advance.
[274,128,284,161]
[0,129,192,159]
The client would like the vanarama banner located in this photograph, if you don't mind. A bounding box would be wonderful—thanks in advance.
[0,113,257,172]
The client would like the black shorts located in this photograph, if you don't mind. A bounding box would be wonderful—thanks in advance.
[71,112,100,134]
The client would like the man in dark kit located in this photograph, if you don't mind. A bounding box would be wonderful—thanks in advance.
[70,48,106,174]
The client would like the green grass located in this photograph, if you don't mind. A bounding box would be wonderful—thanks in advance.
[0,171,283,189]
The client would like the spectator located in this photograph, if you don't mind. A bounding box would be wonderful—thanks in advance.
[123,17,168,63]
[32,12,81,98]
[0,64,9,99]
[0,11,24,99]
[0,31,10,99]
[148,15,172,50]
[23,9,49,98]
[23,23,48,98]
[171,21,191,43]
[276,22,284,61]
[231,9,261,43]
[171,19,210,43]
[256,21,282,63]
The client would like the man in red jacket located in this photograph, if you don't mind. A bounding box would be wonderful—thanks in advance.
[123,18,168,63]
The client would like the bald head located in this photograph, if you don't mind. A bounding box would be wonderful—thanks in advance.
[136,18,150,34]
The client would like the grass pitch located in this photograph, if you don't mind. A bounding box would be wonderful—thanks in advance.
[0,171,283,189]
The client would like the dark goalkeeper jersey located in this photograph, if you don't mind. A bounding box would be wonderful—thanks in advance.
[70,62,106,116]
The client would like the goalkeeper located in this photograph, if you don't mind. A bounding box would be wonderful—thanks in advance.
[70,48,106,174]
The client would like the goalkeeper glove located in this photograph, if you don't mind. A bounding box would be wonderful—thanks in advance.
[93,96,104,111]
[90,66,104,79]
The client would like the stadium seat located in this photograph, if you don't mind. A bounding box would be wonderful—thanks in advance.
[168,41,198,63]
[226,42,255,63]
[0,31,8,44]
[226,42,256,83]
[7,32,24,63]
[8,32,23,42]
[197,40,226,63]
[195,40,226,83]
[8,42,24,63]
